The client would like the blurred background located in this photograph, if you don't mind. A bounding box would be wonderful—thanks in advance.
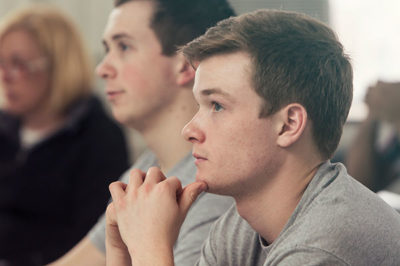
[0,0,399,160]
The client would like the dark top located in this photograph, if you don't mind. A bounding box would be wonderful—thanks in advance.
[0,96,130,265]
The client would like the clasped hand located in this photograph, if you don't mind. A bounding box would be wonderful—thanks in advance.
[105,167,207,265]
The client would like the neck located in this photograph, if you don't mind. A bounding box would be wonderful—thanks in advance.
[21,106,65,135]
[138,89,197,173]
[236,154,323,245]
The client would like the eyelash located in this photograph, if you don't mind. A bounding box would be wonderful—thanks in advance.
[118,42,130,52]
[211,101,224,112]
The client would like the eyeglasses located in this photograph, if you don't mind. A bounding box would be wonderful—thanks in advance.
[0,56,48,79]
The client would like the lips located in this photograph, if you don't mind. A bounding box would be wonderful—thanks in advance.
[193,152,207,165]
[106,90,125,100]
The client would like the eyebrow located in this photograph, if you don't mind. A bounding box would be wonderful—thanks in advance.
[102,33,133,44]
[111,33,133,41]
[200,88,235,102]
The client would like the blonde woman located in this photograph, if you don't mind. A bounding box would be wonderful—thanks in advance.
[0,4,129,265]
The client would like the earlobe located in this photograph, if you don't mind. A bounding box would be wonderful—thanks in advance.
[176,56,195,86]
[276,104,307,148]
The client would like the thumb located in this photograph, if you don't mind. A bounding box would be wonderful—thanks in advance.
[178,181,208,215]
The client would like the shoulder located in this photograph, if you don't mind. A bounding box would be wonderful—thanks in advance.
[274,162,400,265]
[0,111,18,140]
[265,246,350,266]
[70,96,127,149]
[84,97,123,131]
[68,96,123,138]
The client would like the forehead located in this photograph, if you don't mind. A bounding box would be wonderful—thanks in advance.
[193,52,256,99]
[0,29,41,57]
[104,1,155,39]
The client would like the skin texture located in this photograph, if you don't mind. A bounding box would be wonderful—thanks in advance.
[96,0,195,171]
[182,52,281,198]
[105,52,322,265]
[0,29,53,126]
[49,1,197,265]
[106,168,206,266]
[96,1,181,131]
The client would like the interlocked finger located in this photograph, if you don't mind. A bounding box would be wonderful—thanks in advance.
[143,166,167,186]
[127,168,146,194]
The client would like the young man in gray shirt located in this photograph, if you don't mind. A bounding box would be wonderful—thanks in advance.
[105,9,400,265]
[49,0,234,265]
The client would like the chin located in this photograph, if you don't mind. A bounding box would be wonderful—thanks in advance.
[196,174,228,195]
[206,185,232,197]
[111,109,129,124]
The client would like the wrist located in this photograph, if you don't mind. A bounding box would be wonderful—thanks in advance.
[106,242,131,266]
[129,243,174,266]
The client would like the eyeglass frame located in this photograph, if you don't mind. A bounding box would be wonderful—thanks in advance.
[0,56,49,79]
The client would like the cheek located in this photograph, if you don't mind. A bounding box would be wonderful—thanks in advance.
[121,64,151,94]
[222,121,272,165]
[23,74,51,102]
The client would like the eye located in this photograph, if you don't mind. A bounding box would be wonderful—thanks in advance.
[212,101,224,112]
[101,41,110,54]
[11,58,29,73]
[118,41,130,52]
[103,45,109,54]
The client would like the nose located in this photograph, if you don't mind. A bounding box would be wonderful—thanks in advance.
[95,54,116,79]
[182,113,205,144]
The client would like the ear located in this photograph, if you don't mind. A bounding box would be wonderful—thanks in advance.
[276,103,308,148]
[175,53,195,86]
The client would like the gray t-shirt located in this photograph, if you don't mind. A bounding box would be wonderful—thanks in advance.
[88,149,233,265]
[197,161,400,266]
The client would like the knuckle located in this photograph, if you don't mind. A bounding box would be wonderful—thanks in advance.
[147,166,162,176]
[106,202,113,214]
[114,198,126,209]
[156,181,171,194]
[169,176,181,185]
[148,166,160,173]
[109,181,121,191]
[130,168,143,177]
[129,174,138,183]
[141,183,153,194]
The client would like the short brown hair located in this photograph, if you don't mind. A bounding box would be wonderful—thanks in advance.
[114,0,235,56]
[0,4,93,115]
[182,9,353,159]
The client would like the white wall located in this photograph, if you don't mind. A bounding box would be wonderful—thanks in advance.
[330,0,400,121]
[0,0,113,61]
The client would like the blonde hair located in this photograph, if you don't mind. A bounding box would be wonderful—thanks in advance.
[0,4,93,114]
